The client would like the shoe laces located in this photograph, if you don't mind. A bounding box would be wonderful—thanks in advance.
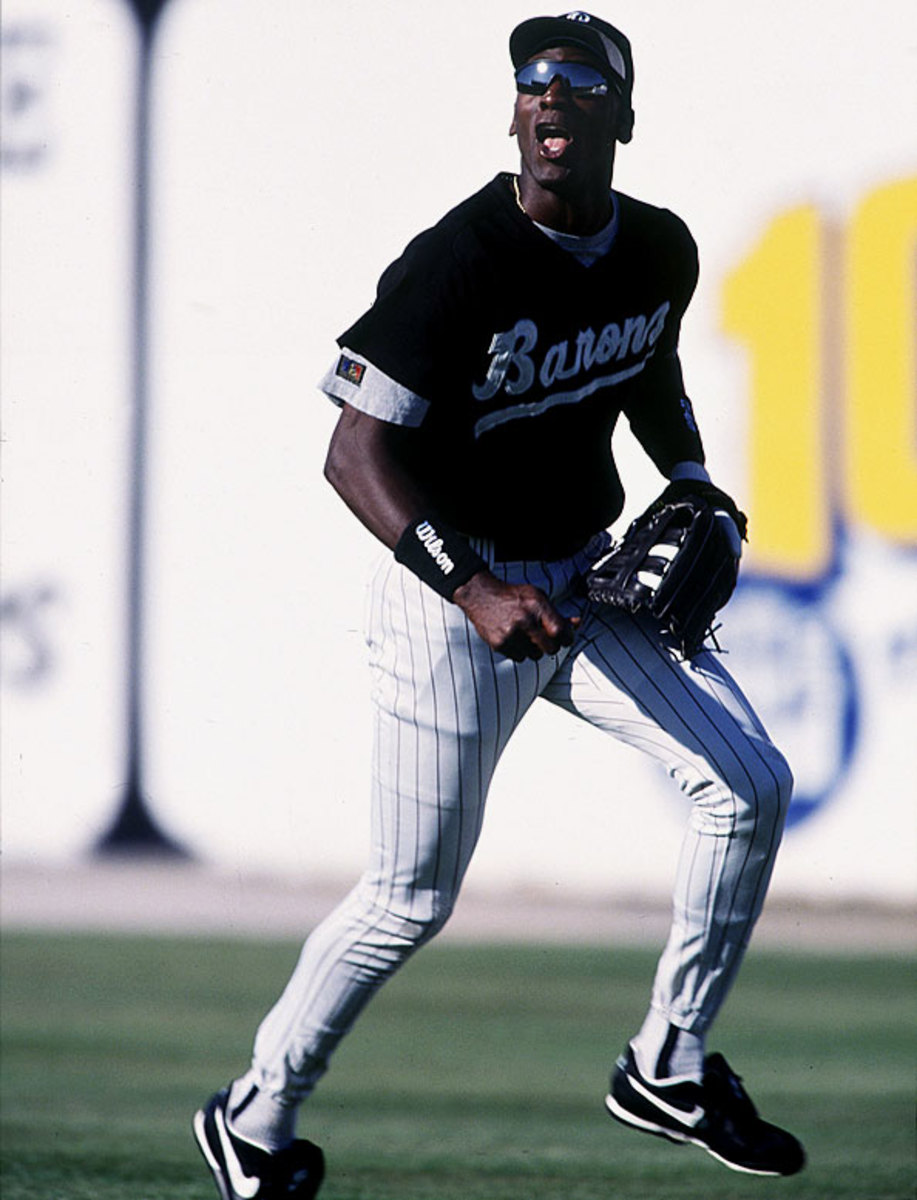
[704,1055,758,1121]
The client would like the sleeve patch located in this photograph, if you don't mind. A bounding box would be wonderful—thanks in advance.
[335,355,366,386]
[318,348,431,427]
[680,396,698,433]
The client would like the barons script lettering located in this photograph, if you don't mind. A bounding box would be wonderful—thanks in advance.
[472,302,671,401]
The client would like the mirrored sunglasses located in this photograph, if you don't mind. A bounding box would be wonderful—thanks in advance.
[514,59,618,98]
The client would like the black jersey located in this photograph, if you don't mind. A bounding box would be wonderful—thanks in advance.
[320,173,705,559]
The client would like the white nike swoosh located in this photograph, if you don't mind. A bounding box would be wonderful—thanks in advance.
[214,1105,261,1199]
[629,1074,706,1128]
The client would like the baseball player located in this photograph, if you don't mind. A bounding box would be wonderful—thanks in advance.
[194,12,805,1197]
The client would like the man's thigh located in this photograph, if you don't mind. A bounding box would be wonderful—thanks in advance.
[542,605,783,795]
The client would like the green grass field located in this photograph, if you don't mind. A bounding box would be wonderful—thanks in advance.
[1,931,913,1200]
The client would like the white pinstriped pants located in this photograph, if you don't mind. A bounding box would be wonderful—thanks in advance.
[248,537,792,1103]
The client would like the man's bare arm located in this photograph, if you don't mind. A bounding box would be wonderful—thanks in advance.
[324,404,577,660]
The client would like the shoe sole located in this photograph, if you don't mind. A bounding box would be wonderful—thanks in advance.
[604,1092,784,1177]
[193,1107,234,1200]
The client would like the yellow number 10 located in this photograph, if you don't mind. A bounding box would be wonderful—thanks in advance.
[722,177,917,579]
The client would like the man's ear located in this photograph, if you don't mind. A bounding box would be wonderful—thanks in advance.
[616,106,634,144]
[509,94,522,138]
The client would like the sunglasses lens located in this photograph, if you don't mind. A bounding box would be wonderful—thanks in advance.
[515,60,611,97]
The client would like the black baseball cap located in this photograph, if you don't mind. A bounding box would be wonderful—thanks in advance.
[510,11,634,98]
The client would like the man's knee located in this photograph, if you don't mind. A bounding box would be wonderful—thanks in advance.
[690,740,793,839]
[760,742,794,828]
[353,878,457,958]
[734,742,794,846]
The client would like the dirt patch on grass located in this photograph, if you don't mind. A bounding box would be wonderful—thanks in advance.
[2,859,913,952]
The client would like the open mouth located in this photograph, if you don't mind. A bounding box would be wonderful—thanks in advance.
[536,122,573,160]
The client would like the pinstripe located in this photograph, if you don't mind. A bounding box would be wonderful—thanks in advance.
[645,635,787,1021]
[483,621,503,783]
[568,612,745,983]
[373,558,403,941]
[253,564,438,1087]
[254,561,398,1072]
[438,593,465,904]
[378,559,400,923]
[461,617,486,828]
[620,617,752,1022]
[246,545,790,1102]
[400,568,423,913]
[637,632,758,1025]
[542,603,788,1029]
[417,582,444,908]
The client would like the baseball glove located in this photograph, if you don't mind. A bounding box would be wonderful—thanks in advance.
[586,480,748,658]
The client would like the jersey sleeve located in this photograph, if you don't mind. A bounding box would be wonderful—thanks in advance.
[318,228,462,427]
[624,349,705,473]
[621,213,705,474]
[318,347,430,426]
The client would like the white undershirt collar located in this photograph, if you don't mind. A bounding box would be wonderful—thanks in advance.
[532,192,619,266]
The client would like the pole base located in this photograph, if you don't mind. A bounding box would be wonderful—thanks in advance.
[94,784,192,859]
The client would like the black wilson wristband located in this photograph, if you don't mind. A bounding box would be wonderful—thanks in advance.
[394,517,487,600]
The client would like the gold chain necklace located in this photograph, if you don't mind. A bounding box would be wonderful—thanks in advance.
[512,174,527,215]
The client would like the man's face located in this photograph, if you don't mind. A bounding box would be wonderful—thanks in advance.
[511,44,624,194]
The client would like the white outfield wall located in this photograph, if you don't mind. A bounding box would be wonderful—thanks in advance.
[2,0,915,905]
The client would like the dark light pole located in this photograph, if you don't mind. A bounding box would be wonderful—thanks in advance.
[96,0,189,856]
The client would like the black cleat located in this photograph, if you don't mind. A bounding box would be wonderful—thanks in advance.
[193,1087,325,1199]
[605,1046,805,1176]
